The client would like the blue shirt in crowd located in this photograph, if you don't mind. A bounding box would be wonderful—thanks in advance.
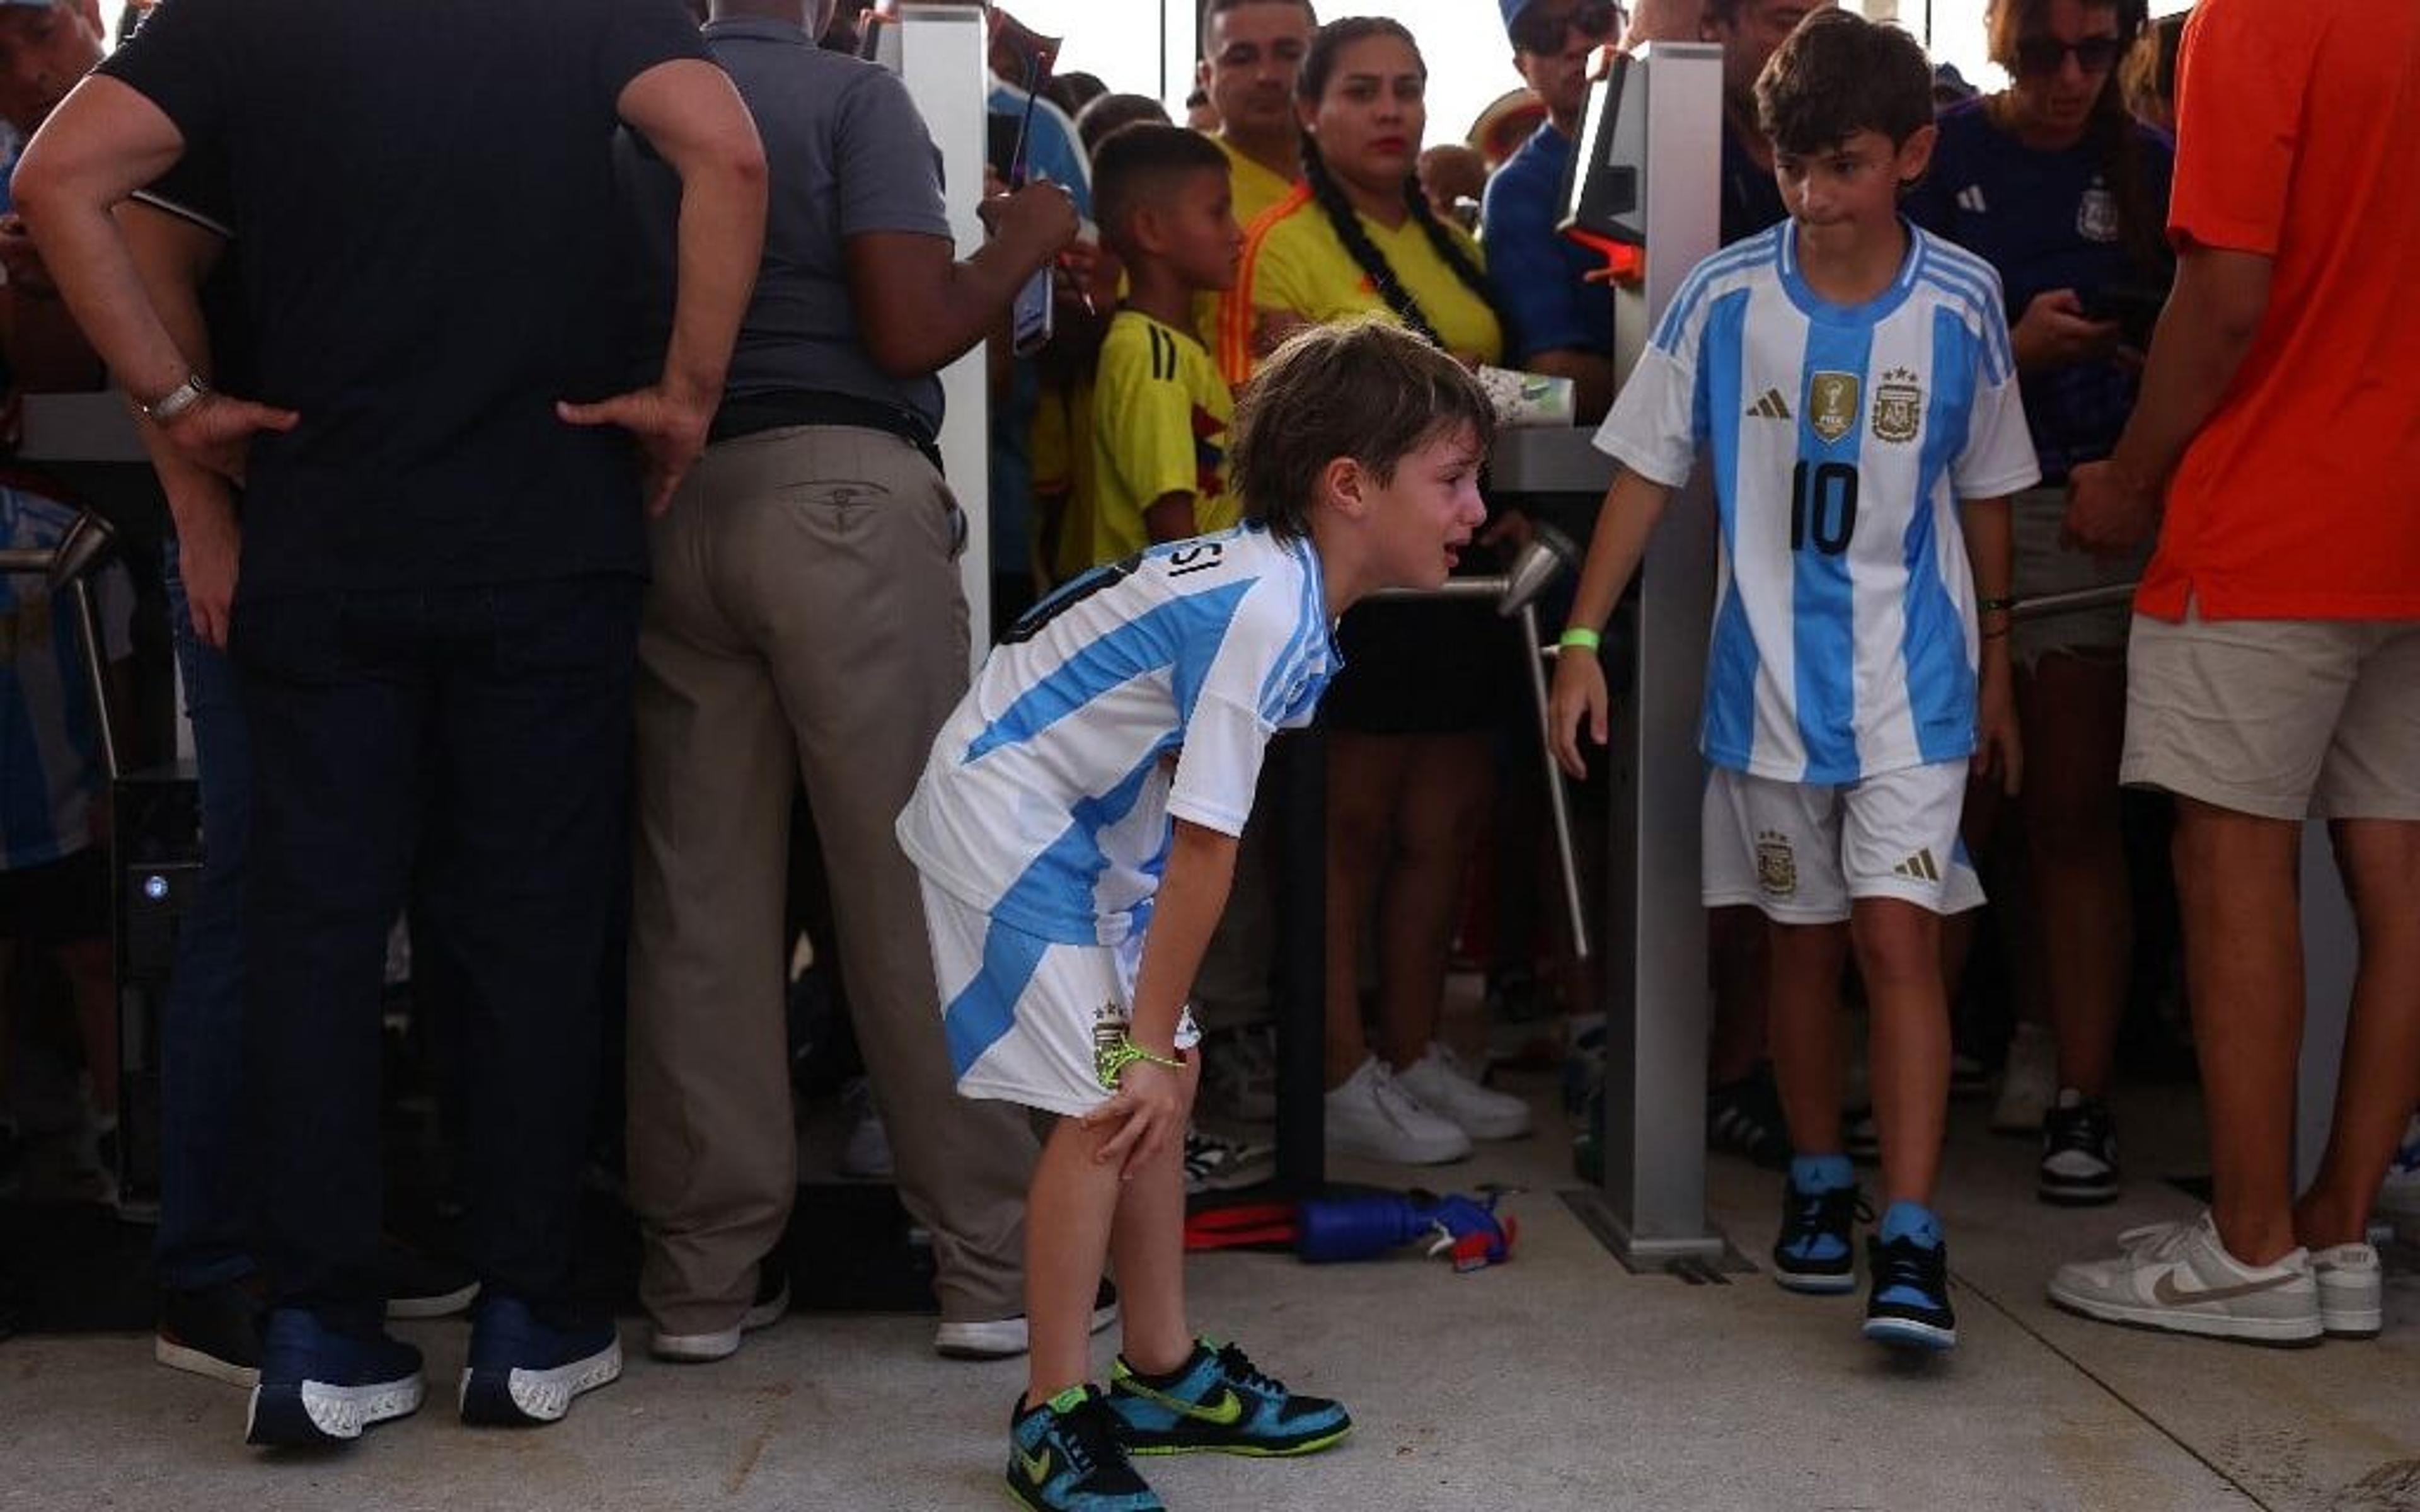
[1480,122,1615,365]
[1908,99,2175,483]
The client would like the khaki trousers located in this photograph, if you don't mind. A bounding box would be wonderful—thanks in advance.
[626,423,1036,1334]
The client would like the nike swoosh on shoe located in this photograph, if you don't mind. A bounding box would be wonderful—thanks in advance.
[2149,1269,2301,1306]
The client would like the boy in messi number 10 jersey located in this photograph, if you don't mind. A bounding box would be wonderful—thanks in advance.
[897,319,1494,1512]
[1548,10,2037,1353]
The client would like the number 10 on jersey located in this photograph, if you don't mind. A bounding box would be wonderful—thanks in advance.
[1790,461,1858,556]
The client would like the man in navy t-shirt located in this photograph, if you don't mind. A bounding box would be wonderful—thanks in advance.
[14,0,767,1448]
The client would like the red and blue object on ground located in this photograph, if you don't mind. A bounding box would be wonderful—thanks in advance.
[1184,1191,1517,1274]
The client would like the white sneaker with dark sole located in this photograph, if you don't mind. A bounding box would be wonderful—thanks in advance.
[2048,1212,2320,1346]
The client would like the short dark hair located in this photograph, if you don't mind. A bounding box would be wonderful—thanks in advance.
[1230,319,1495,542]
[1075,91,1173,156]
[1754,9,1933,156]
[1202,0,1319,54]
[1092,123,1231,261]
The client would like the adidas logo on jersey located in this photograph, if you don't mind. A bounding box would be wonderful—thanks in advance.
[1745,388,1792,420]
[1892,850,1942,883]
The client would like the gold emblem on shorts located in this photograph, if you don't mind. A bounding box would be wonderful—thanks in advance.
[1891,849,1942,883]
[1092,1001,1132,1090]
[1756,830,1798,898]
[1809,372,1860,444]
[1872,367,1922,445]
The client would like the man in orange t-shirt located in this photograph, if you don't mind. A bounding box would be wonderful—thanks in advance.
[2051,0,2419,1346]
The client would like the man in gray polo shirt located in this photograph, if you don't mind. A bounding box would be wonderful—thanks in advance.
[619,0,1080,1365]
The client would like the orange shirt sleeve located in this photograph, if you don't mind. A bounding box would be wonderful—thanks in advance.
[2167,0,2317,256]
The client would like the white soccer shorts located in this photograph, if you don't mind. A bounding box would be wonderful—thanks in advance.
[1702,759,1984,924]
[921,878,1202,1117]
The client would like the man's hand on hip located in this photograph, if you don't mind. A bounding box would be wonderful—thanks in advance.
[556,385,717,517]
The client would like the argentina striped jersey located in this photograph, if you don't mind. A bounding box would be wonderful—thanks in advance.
[1594,220,2040,783]
[897,524,1337,946]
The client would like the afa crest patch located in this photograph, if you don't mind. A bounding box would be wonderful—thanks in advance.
[1872,367,1923,445]
[1756,829,1798,898]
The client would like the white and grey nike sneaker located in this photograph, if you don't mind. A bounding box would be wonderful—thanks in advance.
[2048,1211,2320,1346]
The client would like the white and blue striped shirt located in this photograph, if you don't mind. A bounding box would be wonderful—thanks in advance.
[1595,220,2040,784]
[897,524,1336,946]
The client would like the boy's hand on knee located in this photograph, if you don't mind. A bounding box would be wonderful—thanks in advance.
[1080,1056,1196,1181]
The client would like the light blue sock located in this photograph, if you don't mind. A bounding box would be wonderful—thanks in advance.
[1789,1154,1855,1194]
[1879,1200,1940,1249]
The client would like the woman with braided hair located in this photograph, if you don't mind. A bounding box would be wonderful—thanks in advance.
[1219,15,1534,1166]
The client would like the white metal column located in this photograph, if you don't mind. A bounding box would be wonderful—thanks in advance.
[889,4,994,662]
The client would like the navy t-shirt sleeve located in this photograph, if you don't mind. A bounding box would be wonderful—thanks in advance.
[94,0,243,147]
[596,0,715,115]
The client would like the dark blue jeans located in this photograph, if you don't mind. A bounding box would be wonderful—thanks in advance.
[231,575,639,1322]
[157,541,256,1293]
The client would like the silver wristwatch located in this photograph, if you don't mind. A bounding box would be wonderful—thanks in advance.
[142,373,212,425]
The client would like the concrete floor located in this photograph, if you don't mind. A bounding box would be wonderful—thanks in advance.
[4,1066,2416,1511]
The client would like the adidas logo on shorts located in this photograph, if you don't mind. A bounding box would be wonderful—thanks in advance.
[1891,850,1942,883]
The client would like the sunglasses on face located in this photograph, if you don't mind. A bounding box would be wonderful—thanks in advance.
[1512,0,1626,57]
[2014,35,2125,77]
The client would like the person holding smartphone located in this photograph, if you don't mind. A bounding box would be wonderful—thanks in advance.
[1907,0,2173,1208]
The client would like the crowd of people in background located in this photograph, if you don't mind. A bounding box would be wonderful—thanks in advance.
[0,0,2411,1485]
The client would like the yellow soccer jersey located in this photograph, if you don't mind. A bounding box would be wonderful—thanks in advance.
[1218,183,1503,384]
[1089,309,1236,566]
[1032,371,1098,585]
[1192,134,1301,355]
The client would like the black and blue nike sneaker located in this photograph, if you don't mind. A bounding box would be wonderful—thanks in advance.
[1008,1384,1163,1512]
[1106,1337,1351,1457]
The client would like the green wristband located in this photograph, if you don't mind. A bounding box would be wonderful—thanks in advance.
[1097,1035,1185,1090]
[1558,627,1603,653]
[1978,595,2016,615]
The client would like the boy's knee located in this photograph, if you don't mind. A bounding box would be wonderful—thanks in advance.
[1848,900,1940,979]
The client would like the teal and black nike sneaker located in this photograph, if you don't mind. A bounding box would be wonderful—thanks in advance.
[1006,1384,1165,1512]
[1105,1337,1352,1457]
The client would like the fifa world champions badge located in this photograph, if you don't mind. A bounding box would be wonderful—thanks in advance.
[1809,372,1860,444]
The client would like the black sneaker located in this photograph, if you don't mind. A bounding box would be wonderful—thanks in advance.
[246,1307,425,1447]
[1007,1383,1163,1512]
[158,1280,265,1388]
[1770,1177,1868,1294]
[1705,1065,1791,1169]
[459,1295,622,1427]
[2038,1089,2120,1206]
[1862,1232,1957,1351]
